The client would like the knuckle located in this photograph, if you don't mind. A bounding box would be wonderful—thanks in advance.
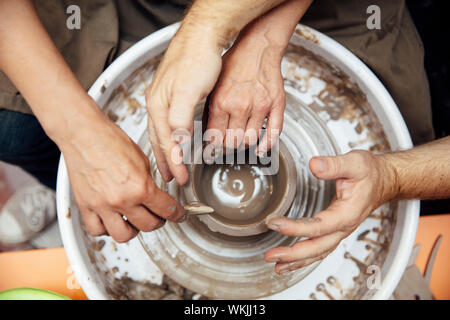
[89,198,105,211]
[168,115,191,131]
[159,141,174,155]
[171,86,190,100]
[210,93,223,106]
[131,181,149,199]
[234,102,251,115]
[255,101,271,114]
[215,100,228,113]
[348,150,372,164]
[299,218,323,237]
[165,209,179,221]
[146,181,158,199]
[278,89,286,103]
[273,98,286,113]
[345,150,375,178]
[140,227,152,233]
[109,193,126,208]
[139,223,154,233]
[334,157,342,173]
[112,231,135,243]
[342,216,359,232]
[145,220,165,232]
[86,225,104,237]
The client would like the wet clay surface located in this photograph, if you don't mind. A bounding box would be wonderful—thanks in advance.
[198,163,274,222]
[186,142,294,238]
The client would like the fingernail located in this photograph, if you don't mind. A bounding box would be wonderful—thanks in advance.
[157,220,166,229]
[256,150,265,158]
[177,208,186,223]
[315,157,328,173]
[278,261,299,274]
[267,252,286,262]
[163,173,174,182]
[266,219,283,231]
[278,264,293,274]
[168,204,177,213]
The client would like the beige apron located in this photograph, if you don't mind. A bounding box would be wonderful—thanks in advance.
[0,0,118,115]
[0,0,434,145]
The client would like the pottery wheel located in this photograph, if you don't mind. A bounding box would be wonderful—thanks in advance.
[138,94,338,299]
[70,25,405,300]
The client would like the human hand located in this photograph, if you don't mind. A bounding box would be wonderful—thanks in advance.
[206,29,286,154]
[144,0,310,182]
[145,31,222,185]
[264,150,398,274]
[60,104,184,243]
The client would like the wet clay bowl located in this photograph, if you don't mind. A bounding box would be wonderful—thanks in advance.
[183,140,297,236]
[56,23,419,300]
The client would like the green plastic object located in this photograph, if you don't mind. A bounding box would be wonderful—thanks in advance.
[0,288,71,300]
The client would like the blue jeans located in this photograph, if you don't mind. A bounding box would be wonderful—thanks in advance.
[0,109,60,190]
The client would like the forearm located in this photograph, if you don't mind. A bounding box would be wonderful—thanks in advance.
[238,0,313,51]
[381,136,450,200]
[178,0,288,51]
[0,0,103,147]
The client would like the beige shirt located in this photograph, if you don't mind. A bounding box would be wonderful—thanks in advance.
[0,0,188,115]
[0,0,434,144]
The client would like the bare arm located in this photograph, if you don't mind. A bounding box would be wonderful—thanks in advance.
[0,0,97,140]
[384,136,450,200]
[237,0,313,50]
[179,0,287,52]
[0,0,184,242]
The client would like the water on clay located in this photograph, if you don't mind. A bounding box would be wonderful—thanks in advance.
[200,163,274,222]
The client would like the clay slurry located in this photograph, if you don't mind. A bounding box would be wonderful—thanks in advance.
[200,163,274,222]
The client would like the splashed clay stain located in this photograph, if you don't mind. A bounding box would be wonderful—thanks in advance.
[283,45,390,153]
[127,98,142,115]
[106,275,207,300]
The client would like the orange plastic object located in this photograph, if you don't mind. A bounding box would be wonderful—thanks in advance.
[0,247,87,300]
[414,214,450,300]
[0,214,448,300]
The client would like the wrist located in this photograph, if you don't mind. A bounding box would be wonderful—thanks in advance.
[376,153,400,203]
[242,19,291,52]
[177,16,232,54]
[227,27,285,66]
[45,95,107,150]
